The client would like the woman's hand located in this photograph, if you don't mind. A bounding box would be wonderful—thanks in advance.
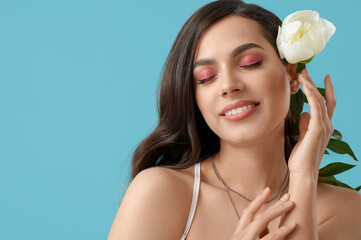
[231,187,296,240]
[287,68,336,178]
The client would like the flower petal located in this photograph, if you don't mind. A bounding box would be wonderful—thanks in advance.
[284,10,319,25]
[283,21,302,36]
[276,26,285,59]
[299,29,326,55]
[320,18,336,43]
[279,42,314,64]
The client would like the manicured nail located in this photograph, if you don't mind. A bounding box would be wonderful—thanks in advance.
[280,193,289,201]
[263,187,270,193]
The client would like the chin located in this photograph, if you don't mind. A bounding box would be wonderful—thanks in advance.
[219,130,264,147]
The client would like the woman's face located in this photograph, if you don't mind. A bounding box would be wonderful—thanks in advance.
[193,16,292,146]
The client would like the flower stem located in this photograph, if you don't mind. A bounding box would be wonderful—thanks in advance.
[296,62,306,73]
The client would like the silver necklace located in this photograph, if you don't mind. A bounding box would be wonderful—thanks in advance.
[211,154,289,219]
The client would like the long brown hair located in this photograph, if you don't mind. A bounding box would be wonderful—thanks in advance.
[131,0,298,179]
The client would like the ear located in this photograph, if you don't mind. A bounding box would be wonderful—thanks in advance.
[286,63,301,95]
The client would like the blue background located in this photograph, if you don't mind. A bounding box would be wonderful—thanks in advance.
[0,0,360,239]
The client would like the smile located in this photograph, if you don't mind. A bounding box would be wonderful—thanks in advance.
[224,104,257,116]
[220,101,260,121]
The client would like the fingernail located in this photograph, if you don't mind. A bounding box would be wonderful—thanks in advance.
[288,222,296,228]
[263,187,270,193]
[280,193,289,201]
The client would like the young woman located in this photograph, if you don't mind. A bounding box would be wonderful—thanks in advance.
[108,0,361,239]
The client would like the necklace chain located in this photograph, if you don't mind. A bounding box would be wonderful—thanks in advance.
[211,154,290,219]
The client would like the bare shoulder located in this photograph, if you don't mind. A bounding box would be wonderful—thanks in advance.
[317,182,361,240]
[108,166,195,240]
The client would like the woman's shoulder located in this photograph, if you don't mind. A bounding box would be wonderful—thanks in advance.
[131,165,196,200]
[317,181,361,212]
[124,165,196,215]
[317,182,361,239]
[108,165,196,240]
[135,164,196,186]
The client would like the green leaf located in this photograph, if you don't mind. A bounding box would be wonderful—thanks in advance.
[318,176,354,190]
[332,129,342,140]
[303,88,326,103]
[355,186,361,192]
[327,138,358,161]
[317,88,326,98]
[290,89,304,129]
[324,149,330,155]
[333,179,354,189]
[296,62,306,73]
[318,176,334,183]
[319,162,356,177]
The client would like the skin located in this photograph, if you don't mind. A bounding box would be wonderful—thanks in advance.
[108,16,361,240]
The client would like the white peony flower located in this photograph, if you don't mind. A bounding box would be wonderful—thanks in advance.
[276,10,336,64]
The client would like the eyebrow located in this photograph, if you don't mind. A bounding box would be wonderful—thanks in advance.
[193,43,265,69]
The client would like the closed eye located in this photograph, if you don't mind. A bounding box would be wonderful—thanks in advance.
[198,74,217,84]
[240,60,263,69]
[197,60,262,84]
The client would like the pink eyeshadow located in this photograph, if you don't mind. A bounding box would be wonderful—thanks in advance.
[195,69,216,80]
[239,54,263,66]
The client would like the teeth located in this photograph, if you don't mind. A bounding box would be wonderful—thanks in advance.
[224,104,256,116]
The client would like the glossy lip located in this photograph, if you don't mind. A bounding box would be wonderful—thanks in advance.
[220,100,260,116]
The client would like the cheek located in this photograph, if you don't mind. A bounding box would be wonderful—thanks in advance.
[264,71,290,114]
[195,88,218,129]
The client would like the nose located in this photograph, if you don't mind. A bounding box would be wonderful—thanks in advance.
[221,68,245,97]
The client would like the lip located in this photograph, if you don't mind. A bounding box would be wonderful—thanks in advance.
[220,100,260,116]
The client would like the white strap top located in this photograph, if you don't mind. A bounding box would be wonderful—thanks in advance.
[180,162,201,240]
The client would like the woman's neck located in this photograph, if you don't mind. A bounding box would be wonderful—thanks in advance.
[213,128,289,201]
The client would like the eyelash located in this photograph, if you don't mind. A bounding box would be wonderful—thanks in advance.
[240,60,263,69]
[197,60,263,84]
[199,75,216,84]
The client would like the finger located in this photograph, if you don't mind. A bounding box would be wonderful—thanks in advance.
[253,193,291,220]
[298,112,310,141]
[298,71,327,122]
[304,80,333,140]
[248,200,295,236]
[262,222,296,240]
[302,83,323,127]
[299,70,334,140]
[235,187,271,232]
[269,193,291,208]
[324,74,336,120]
[299,68,316,87]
